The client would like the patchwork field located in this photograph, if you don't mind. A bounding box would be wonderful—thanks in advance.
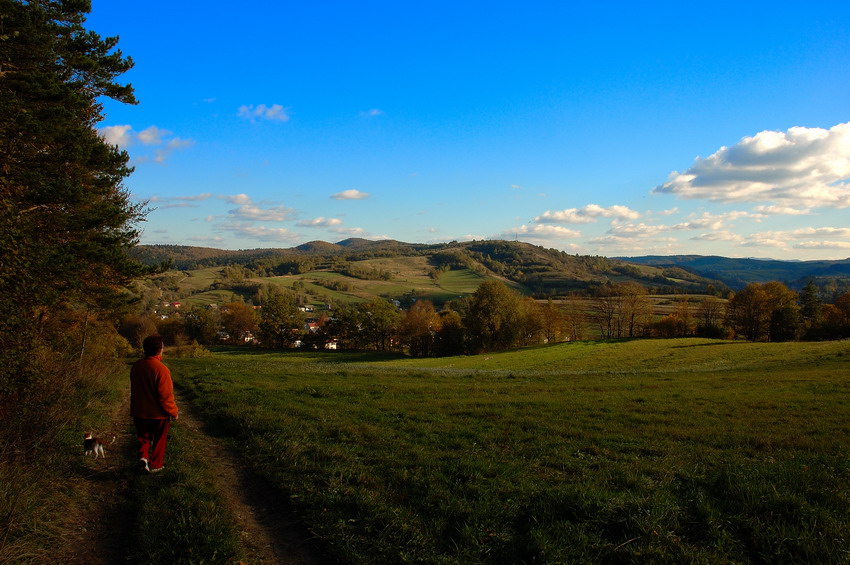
[171,339,850,564]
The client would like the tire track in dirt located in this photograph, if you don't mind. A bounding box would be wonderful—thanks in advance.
[177,395,326,565]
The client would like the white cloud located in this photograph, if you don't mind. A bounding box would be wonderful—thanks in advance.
[740,237,788,249]
[691,230,744,242]
[99,125,133,148]
[331,189,370,200]
[225,194,253,205]
[587,235,680,254]
[360,109,384,117]
[238,104,290,122]
[752,227,850,240]
[654,121,850,208]
[175,193,213,202]
[753,205,811,215]
[607,222,670,237]
[187,236,225,244]
[534,204,640,224]
[672,211,761,231]
[495,224,582,241]
[228,204,296,222]
[216,222,301,243]
[511,184,522,189]
[297,217,343,228]
[98,124,193,162]
[138,126,169,145]
[793,241,850,250]
[655,207,680,216]
[329,226,369,236]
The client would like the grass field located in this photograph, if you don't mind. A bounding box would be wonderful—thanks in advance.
[170,339,850,564]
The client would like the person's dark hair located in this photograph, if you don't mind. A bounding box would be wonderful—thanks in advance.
[142,335,165,357]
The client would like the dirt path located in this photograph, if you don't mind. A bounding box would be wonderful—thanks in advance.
[58,389,137,565]
[176,395,325,565]
[59,389,326,565]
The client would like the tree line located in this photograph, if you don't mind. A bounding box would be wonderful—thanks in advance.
[126,278,850,357]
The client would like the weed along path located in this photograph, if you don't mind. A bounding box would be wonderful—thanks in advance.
[176,393,325,565]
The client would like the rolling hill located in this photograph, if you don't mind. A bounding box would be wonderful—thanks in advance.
[620,254,850,290]
[131,239,727,302]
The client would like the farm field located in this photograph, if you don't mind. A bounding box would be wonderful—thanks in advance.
[171,339,850,564]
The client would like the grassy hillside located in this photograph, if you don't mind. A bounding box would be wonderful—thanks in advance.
[133,239,727,306]
[172,339,850,564]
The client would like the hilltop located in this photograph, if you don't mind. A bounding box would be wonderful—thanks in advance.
[131,239,725,300]
[621,254,850,291]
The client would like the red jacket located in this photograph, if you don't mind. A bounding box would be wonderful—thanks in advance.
[130,354,178,419]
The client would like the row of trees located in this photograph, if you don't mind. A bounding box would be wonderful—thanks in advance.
[590,280,850,342]
[129,279,850,357]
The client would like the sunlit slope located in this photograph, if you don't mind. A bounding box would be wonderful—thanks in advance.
[378,338,850,374]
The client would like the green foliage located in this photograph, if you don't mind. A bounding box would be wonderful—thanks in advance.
[259,290,303,348]
[0,0,148,433]
[172,340,850,564]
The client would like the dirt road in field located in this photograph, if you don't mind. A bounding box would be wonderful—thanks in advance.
[176,396,325,565]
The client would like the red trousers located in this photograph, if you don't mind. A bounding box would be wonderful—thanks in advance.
[134,417,171,470]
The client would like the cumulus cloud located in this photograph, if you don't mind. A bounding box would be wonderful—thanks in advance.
[793,241,850,250]
[607,222,670,237]
[672,211,761,231]
[98,124,193,162]
[534,204,640,224]
[654,122,850,208]
[690,230,744,242]
[238,104,290,122]
[187,235,225,244]
[495,224,582,241]
[587,235,679,253]
[753,205,811,215]
[215,222,301,243]
[329,226,369,236]
[138,126,169,145]
[224,193,252,205]
[751,227,850,240]
[331,189,370,200]
[297,217,343,228]
[99,125,133,148]
[228,204,296,222]
[740,237,788,249]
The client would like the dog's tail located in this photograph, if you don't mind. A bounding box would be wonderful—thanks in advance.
[109,435,116,445]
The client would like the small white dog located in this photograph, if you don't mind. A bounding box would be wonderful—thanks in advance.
[83,433,113,459]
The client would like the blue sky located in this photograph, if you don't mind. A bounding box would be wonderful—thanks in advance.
[90,1,850,259]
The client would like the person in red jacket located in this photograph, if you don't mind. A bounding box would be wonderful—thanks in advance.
[130,335,179,473]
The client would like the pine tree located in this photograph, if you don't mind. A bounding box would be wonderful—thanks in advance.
[0,0,147,434]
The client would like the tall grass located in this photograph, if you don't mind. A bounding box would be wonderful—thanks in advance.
[0,332,129,563]
[172,339,850,564]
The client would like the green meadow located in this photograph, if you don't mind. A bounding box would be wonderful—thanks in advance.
[172,339,850,564]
